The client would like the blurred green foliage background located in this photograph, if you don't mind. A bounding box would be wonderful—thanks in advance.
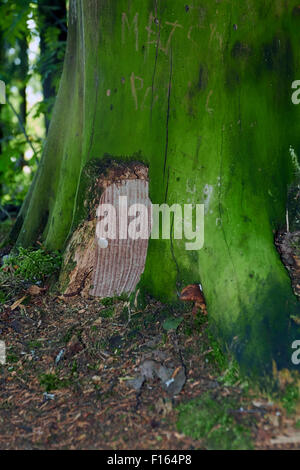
[0,0,67,219]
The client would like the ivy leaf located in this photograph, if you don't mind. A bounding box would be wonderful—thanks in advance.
[163,316,184,331]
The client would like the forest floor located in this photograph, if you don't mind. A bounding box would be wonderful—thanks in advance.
[0,282,300,450]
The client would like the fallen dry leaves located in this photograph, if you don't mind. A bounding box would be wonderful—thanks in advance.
[0,290,299,450]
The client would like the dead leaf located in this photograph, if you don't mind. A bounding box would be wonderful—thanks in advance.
[91,376,101,385]
[171,367,181,379]
[155,398,173,417]
[27,285,46,296]
[10,296,27,311]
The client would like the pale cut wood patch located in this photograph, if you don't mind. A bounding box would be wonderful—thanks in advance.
[59,162,149,299]
[91,179,151,298]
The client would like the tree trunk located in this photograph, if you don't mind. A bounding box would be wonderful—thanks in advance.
[37,0,67,131]
[19,36,28,127]
[0,12,4,199]
[18,35,28,168]
[11,0,300,376]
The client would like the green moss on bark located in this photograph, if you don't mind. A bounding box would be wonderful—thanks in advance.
[12,0,300,375]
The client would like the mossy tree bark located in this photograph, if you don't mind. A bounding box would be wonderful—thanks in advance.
[11,0,300,376]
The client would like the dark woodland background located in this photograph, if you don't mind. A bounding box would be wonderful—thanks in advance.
[0,0,67,236]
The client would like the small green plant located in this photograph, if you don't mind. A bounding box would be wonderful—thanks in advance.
[183,324,193,336]
[39,373,69,392]
[27,340,43,350]
[205,332,243,387]
[7,349,19,364]
[177,393,253,450]
[63,327,76,344]
[219,360,244,388]
[71,360,78,376]
[100,307,115,318]
[281,384,299,415]
[100,294,129,308]
[163,316,183,331]
[117,293,130,302]
[206,330,228,371]
[100,297,115,307]
[2,247,62,282]
[0,290,7,304]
